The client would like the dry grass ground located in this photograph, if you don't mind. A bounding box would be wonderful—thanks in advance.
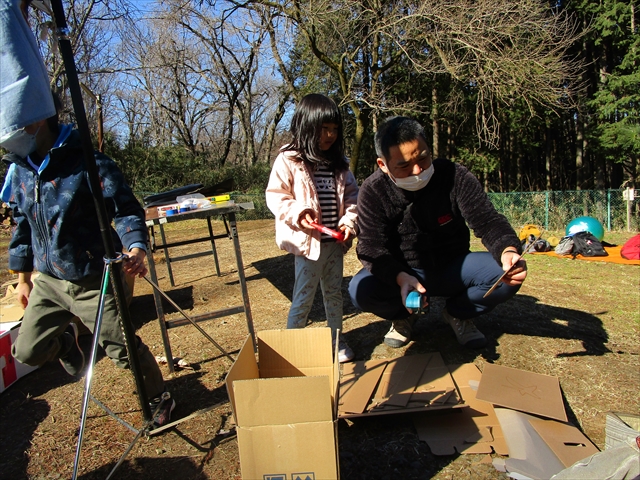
[0,219,638,480]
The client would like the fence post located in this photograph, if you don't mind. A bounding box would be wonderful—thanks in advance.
[623,188,635,232]
[545,191,549,231]
[607,189,611,232]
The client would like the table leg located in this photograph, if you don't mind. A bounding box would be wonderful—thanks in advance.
[226,212,256,347]
[158,223,176,287]
[207,216,221,276]
[147,243,175,375]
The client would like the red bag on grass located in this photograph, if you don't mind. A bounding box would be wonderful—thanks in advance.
[620,234,640,260]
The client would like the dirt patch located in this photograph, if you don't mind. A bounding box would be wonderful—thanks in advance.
[0,219,638,479]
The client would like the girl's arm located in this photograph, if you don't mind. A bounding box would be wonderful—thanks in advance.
[338,169,359,236]
[265,153,314,229]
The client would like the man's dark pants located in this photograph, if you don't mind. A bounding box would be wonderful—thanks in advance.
[349,252,521,321]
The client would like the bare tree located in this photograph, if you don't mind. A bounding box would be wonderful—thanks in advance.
[229,0,583,174]
[31,0,137,133]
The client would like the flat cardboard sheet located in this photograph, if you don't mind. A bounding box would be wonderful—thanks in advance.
[529,416,599,467]
[495,407,599,479]
[339,359,386,415]
[414,363,508,455]
[338,353,463,418]
[476,363,568,422]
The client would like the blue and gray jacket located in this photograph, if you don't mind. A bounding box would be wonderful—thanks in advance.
[4,126,148,280]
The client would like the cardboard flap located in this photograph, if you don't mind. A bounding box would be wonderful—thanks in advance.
[0,286,25,325]
[339,360,387,415]
[237,422,338,480]
[529,417,599,467]
[258,328,333,379]
[415,363,508,456]
[234,375,332,427]
[332,338,340,417]
[494,407,566,479]
[476,363,568,422]
[225,335,259,416]
[384,354,433,407]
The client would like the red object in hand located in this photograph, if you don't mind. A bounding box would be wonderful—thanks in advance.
[309,222,345,241]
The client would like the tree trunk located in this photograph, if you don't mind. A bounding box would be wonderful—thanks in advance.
[432,85,439,158]
[349,113,366,175]
[545,121,552,191]
[576,114,584,190]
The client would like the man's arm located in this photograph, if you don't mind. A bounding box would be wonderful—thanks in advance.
[356,175,412,285]
[452,164,521,262]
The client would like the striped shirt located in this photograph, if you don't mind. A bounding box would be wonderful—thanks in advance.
[314,165,339,242]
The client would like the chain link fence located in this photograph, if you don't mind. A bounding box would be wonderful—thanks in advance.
[232,189,639,232]
[487,189,638,232]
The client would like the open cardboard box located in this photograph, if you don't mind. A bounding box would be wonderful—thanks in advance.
[226,328,340,480]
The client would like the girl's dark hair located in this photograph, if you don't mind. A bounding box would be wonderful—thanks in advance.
[284,94,347,171]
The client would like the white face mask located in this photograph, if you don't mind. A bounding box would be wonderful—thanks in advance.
[391,164,434,191]
[0,127,39,158]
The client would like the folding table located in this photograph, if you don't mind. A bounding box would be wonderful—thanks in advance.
[144,202,256,373]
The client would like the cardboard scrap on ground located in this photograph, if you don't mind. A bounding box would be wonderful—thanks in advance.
[468,362,597,479]
[338,352,464,418]
[494,407,599,480]
[414,363,508,456]
[476,363,568,422]
[413,360,600,480]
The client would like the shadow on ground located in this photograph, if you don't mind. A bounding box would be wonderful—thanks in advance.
[342,294,609,365]
[249,254,358,323]
[128,286,194,328]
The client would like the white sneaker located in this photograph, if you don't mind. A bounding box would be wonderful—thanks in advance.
[442,309,487,348]
[384,314,418,348]
[337,338,355,363]
[333,334,355,363]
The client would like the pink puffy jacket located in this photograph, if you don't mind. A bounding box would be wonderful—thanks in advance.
[266,150,359,261]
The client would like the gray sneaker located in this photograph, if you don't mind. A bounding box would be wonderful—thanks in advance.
[384,314,418,348]
[59,323,86,376]
[442,309,487,348]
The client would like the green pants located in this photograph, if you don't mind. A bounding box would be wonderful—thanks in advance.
[12,272,165,400]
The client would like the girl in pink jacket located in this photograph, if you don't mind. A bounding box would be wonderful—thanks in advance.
[266,94,359,363]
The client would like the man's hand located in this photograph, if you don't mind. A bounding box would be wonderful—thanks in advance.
[15,272,33,309]
[123,248,148,278]
[396,271,428,313]
[501,249,527,286]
